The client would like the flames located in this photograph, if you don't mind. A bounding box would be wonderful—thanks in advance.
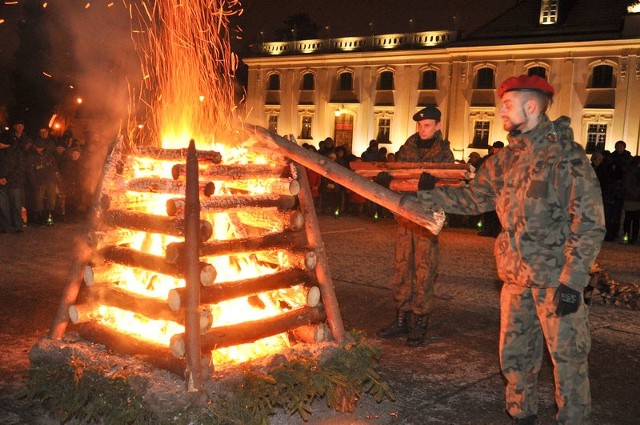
[86,0,308,368]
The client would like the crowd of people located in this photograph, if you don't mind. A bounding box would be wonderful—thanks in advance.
[0,121,90,234]
[590,140,640,244]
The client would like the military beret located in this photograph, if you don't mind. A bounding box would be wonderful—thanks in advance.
[497,74,554,98]
[412,106,441,122]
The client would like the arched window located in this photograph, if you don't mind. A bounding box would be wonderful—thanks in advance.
[420,70,437,89]
[339,72,353,91]
[528,66,547,79]
[590,65,614,88]
[301,73,314,90]
[377,71,394,90]
[475,67,494,89]
[267,74,280,90]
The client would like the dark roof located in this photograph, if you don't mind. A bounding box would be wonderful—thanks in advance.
[458,0,633,46]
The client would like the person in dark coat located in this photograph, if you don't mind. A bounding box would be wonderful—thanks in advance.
[622,156,640,244]
[0,134,25,233]
[604,140,632,240]
[25,139,59,225]
[59,145,88,220]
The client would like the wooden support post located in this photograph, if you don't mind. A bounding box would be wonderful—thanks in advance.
[184,140,203,391]
[294,162,347,343]
[49,136,123,340]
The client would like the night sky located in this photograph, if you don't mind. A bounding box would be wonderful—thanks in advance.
[0,0,512,128]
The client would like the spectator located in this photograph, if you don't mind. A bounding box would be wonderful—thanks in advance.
[604,140,632,240]
[0,134,24,233]
[361,140,379,162]
[622,156,640,244]
[60,145,88,221]
[25,139,59,225]
[33,126,57,154]
[319,150,343,214]
[467,152,484,169]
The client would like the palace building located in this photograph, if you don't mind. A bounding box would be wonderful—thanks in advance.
[242,0,640,160]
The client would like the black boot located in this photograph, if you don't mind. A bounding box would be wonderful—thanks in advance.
[377,310,410,338]
[406,314,429,347]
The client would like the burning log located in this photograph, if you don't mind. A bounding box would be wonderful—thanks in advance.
[165,230,306,264]
[292,323,331,344]
[389,178,467,192]
[101,246,217,286]
[170,306,327,357]
[294,163,347,343]
[167,268,315,311]
[102,210,213,241]
[234,209,305,233]
[125,177,216,197]
[166,194,297,217]
[132,146,222,164]
[91,228,141,251]
[171,163,291,181]
[220,178,300,196]
[49,137,124,340]
[68,286,213,332]
[246,125,445,235]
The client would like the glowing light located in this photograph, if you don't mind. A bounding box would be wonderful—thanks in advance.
[0,19,4,25]
[76,97,83,104]
[628,2,640,13]
[43,2,48,8]
[42,72,52,78]
[85,2,91,9]
[199,95,205,102]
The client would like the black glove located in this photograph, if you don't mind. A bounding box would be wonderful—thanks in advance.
[374,171,393,189]
[554,284,581,317]
[418,172,437,190]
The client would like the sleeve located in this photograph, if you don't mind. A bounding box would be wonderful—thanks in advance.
[415,157,497,215]
[557,146,606,290]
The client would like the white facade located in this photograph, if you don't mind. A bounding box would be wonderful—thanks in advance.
[243,30,640,160]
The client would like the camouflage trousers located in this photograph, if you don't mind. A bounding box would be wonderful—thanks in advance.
[392,218,439,315]
[500,284,591,425]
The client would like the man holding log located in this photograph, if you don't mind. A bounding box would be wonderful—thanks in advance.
[408,75,605,424]
[376,106,454,347]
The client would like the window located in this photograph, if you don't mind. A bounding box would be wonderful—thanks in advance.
[267,74,280,90]
[339,72,353,91]
[528,66,547,79]
[268,115,278,133]
[472,120,491,148]
[301,73,314,90]
[378,71,394,90]
[475,68,494,89]
[591,65,614,88]
[377,118,391,143]
[420,70,437,89]
[586,123,607,153]
[539,0,559,25]
[299,116,312,139]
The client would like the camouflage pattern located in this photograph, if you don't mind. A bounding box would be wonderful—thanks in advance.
[415,115,604,424]
[393,130,454,315]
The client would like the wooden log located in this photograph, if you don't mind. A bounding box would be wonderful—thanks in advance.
[125,177,216,197]
[101,245,217,286]
[293,162,347,344]
[389,178,468,192]
[102,210,213,242]
[245,125,445,235]
[306,286,321,307]
[171,163,291,181]
[166,194,297,217]
[91,228,141,251]
[234,209,305,233]
[288,249,317,271]
[49,136,124,340]
[77,322,187,376]
[354,168,472,180]
[132,146,222,164]
[220,178,300,196]
[167,268,314,311]
[183,140,204,392]
[291,323,330,344]
[165,230,306,264]
[349,161,472,171]
[170,306,326,357]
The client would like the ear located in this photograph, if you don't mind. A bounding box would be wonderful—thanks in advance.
[525,98,537,114]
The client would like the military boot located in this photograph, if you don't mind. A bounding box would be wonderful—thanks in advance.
[406,314,429,347]
[377,310,410,338]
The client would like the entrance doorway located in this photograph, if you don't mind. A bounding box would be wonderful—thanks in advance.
[334,113,353,154]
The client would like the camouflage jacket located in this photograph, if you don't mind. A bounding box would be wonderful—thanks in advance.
[396,131,454,163]
[416,115,605,290]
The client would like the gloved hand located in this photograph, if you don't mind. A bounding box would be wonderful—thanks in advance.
[418,172,437,190]
[374,171,393,189]
[554,284,581,317]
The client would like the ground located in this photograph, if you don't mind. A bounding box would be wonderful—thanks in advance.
[1,215,639,424]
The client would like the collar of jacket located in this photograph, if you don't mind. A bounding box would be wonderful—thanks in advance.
[506,114,552,151]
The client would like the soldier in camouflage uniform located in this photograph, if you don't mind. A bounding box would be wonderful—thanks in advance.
[410,76,605,424]
[377,106,454,347]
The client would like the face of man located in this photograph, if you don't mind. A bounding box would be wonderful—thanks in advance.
[417,119,441,140]
[39,128,49,138]
[14,123,24,135]
[615,142,625,153]
[498,91,530,133]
